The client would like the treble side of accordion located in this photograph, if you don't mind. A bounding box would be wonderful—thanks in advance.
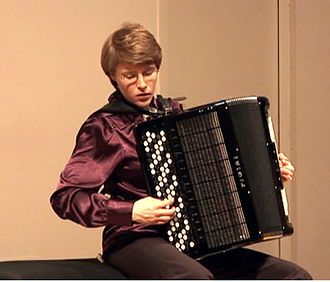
[135,96,294,260]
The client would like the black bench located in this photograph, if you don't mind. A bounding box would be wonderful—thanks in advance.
[0,258,127,279]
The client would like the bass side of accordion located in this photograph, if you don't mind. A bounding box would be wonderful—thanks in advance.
[135,96,294,260]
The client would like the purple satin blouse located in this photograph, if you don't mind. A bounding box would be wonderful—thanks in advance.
[50,93,182,256]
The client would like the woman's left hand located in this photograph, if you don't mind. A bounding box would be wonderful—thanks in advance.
[279,153,295,182]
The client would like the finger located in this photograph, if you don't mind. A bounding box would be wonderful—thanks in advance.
[146,212,174,224]
[161,197,175,208]
[281,170,294,182]
[282,163,295,172]
[281,158,292,165]
[154,215,175,225]
[150,198,170,209]
[280,160,295,172]
[165,196,175,204]
[279,153,288,160]
[281,166,293,174]
[155,207,176,217]
[282,174,293,182]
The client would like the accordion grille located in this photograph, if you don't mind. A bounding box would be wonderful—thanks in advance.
[176,112,250,248]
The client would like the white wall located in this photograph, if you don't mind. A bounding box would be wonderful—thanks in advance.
[289,0,330,278]
[0,0,159,260]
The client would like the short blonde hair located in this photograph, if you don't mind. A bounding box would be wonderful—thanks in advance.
[101,23,162,88]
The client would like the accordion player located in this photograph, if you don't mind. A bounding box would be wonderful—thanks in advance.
[134,95,294,260]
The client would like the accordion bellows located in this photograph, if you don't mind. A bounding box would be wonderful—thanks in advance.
[135,96,293,260]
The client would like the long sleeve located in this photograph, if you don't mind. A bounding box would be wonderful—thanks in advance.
[50,114,134,228]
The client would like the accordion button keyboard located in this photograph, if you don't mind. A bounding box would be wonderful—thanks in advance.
[140,128,198,255]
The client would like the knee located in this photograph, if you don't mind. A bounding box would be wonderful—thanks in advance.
[273,259,313,280]
[173,266,214,280]
[287,264,313,280]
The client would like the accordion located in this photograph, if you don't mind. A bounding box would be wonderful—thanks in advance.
[135,96,293,260]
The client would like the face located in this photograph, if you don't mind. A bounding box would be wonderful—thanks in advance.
[111,62,158,109]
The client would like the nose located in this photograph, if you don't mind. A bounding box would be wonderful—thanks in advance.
[136,74,147,89]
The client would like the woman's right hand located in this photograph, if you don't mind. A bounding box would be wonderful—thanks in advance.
[132,196,176,225]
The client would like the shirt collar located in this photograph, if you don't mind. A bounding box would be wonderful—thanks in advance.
[105,90,158,115]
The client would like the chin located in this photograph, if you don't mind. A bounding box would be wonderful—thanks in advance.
[135,98,153,109]
[136,101,151,109]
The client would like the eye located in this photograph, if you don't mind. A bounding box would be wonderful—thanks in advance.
[123,73,137,80]
[143,68,156,77]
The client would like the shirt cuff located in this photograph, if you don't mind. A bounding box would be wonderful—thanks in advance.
[107,200,134,225]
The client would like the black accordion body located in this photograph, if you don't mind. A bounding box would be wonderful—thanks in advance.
[135,96,293,260]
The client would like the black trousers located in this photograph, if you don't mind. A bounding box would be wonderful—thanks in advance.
[105,237,312,280]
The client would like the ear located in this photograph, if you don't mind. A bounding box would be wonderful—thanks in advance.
[110,73,116,81]
[109,76,119,89]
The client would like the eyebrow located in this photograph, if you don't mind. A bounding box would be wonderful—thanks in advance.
[122,67,155,75]
[119,65,156,73]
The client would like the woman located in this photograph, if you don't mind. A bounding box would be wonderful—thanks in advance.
[50,22,311,279]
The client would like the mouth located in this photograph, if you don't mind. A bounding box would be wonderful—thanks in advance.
[137,92,152,97]
[136,93,153,100]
